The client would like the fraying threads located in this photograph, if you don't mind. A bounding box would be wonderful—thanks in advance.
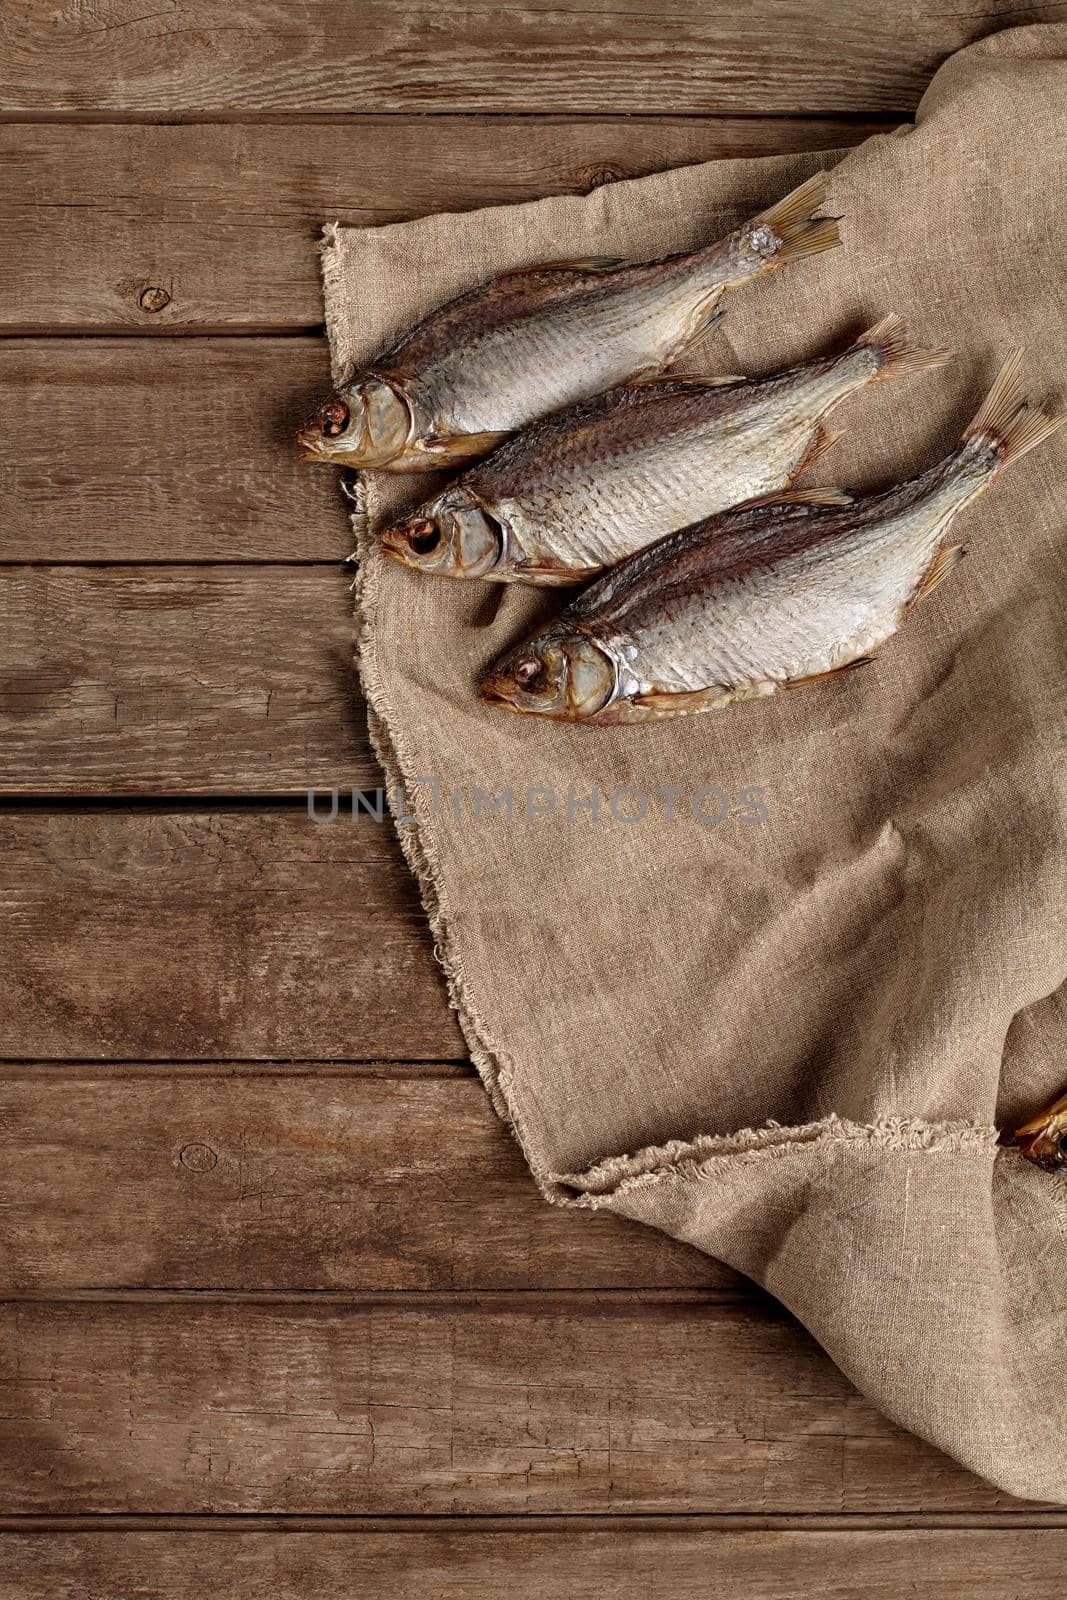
[559,1114,1000,1205]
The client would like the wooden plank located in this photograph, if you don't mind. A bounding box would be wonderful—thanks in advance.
[0,1298,1024,1512]
[0,567,374,795]
[4,1526,1067,1599]
[0,339,349,562]
[0,810,460,1060]
[0,1070,724,1292]
[1,2,1062,115]
[0,120,873,333]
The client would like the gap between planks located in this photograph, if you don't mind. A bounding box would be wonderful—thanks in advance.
[0,1058,473,1077]
[1,1512,1065,1532]
[0,1288,751,1307]
[0,111,907,127]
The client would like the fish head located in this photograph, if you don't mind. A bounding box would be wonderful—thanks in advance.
[481,629,617,720]
[1012,1092,1067,1171]
[380,488,505,579]
[296,377,413,467]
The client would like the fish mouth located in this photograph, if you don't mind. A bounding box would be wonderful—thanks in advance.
[295,426,341,464]
[379,528,411,563]
[479,677,521,711]
[295,428,321,462]
[479,670,547,715]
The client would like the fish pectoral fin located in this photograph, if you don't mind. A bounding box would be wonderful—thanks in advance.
[783,656,874,690]
[509,563,591,588]
[789,424,846,479]
[632,684,731,715]
[908,544,967,609]
[416,430,511,462]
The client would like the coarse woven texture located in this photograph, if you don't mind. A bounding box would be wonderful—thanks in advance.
[322,24,1067,1503]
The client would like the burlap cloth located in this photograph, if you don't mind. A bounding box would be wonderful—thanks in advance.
[321,24,1067,1502]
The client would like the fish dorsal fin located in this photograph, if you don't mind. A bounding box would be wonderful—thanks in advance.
[497,256,624,281]
[743,486,854,511]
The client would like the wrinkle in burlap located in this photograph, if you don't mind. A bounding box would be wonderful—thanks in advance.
[321,25,1067,1501]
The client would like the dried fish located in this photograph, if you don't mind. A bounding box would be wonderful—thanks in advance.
[381,316,949,582]
[297,173,840,471]
[1012,1090,1067,1170]
[481,353,1062,723]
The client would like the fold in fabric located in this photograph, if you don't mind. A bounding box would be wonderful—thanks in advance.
[322,24,1067,1502]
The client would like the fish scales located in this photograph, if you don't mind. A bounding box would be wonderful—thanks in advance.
[297,174,840,471]
[480,352,1062,723]
[595,477,959,695]
[381,317,950,584]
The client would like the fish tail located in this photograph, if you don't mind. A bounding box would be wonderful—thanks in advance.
[753,172,841,265]
[853,314,953,379]
[961,349,1064,473]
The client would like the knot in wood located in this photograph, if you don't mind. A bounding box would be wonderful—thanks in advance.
[179,1141,218,1172]
[138,285,172,313]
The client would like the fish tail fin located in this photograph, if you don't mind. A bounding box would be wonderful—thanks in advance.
[854,314,953,379]
[754,172,841,265]
[962,350,1064,472]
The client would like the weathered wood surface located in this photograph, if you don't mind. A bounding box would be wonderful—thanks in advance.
[0,339,348,562]
[2,0,1048,1552]
[0,121,872,333]
[0,811,461,1060]
[4,1526,1067,1599]
[2,2,1063,115]
[0,1299,1024,1512]
[1,566,373,794]
[0,1070,724,1292]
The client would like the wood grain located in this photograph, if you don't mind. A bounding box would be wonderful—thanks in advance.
[1,567,373,794]
[0,1299,1025,1513]
[2,2,1063,115]
[0,1070,723,1292]
[0,120,873,333]
[4,1526,1067,1598]
[0,339,348,562]
[0,810,460,1060]
[2,0,1050,1552]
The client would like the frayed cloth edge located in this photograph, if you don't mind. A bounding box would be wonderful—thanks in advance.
[342,473,554,1192]
[323,224,549,1182]
[320,223,355,387]
[559,1115,1001,1206]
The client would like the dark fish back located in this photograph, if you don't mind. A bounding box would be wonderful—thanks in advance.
[568,464,954,635]
[463,378,752,498]
[374,258,683,378]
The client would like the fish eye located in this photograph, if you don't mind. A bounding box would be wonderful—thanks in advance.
[514,658,548,691]
[406,520,441,556]
[320,400,350,438]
